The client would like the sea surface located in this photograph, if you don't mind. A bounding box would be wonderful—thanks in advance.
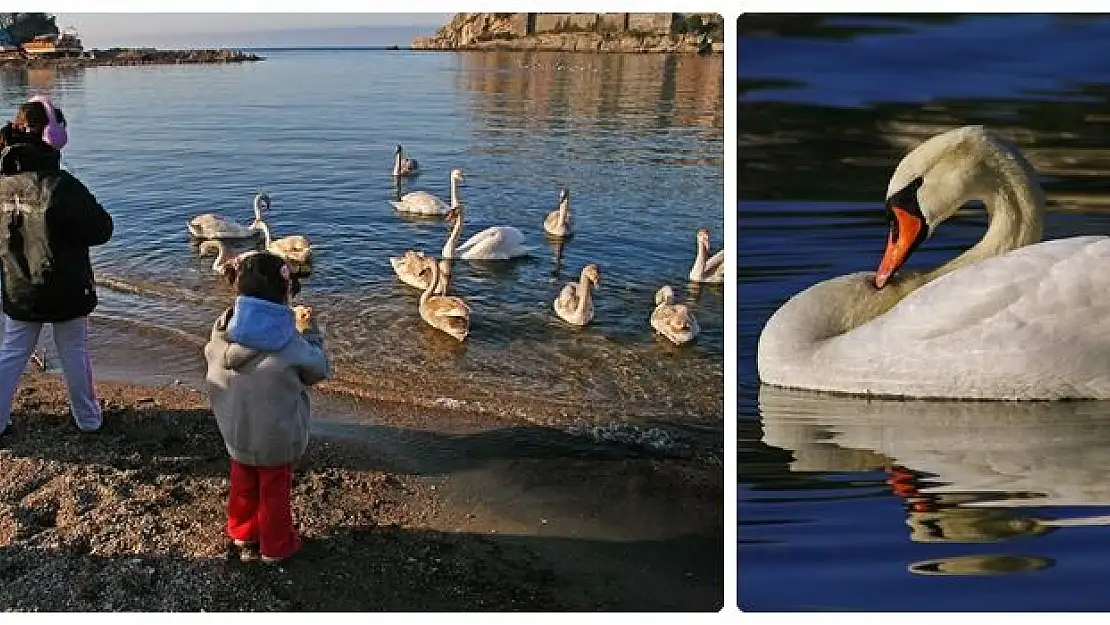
[0,48,724,453]
[740,14,1110,610]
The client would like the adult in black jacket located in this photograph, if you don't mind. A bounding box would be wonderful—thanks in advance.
[0,97,113,435]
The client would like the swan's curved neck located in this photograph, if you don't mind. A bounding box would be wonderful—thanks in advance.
[575,272,593,315]
[392,151,401,176]
[450,176,460,208]
[557,196,569,224]
[927,166,1043,282]
[420,261,439,305]
[256,219,273,246]
[212,242,229,272]
[252,197,265,222]
[442,206,463,258]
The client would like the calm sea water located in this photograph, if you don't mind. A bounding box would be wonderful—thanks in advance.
[740,14,1110,611]
[0,49,724,449]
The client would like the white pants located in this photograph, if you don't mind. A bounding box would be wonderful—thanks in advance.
[0,315,101,431]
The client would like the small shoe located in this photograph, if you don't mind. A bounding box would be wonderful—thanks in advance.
[76,419,102,433]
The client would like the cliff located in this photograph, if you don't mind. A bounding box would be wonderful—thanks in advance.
[412,13,724,54]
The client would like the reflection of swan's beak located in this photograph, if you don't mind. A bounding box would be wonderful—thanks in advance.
[875,205,927,289]
[908,554,1054,577]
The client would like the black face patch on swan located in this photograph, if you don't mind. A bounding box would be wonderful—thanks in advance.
[886,176,927,230]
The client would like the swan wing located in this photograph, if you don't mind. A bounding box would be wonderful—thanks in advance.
[823,236,1110,398]
[458,226,530,260]
[555,283,578,312]
[705,249,725,277]
[391,252,430,289]
[391,191,447,215]
[427,295,471,316]
[188,214,260,239]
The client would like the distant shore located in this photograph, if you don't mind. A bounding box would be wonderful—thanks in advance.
[0,48,264,70]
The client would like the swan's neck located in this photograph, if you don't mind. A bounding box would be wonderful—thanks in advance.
[256,219,273,247]
[557,197,569,224]
[926,178,1043,282]
[691,238,709,276]
[575,273,593,315]
[253,198,264,222]
[450,176,459,208]
[212,244,228,272]
[392,151,401,176]
[442,207,463,258]
[420,262,439,305]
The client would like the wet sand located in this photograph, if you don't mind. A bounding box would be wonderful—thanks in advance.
[0,337,723,610]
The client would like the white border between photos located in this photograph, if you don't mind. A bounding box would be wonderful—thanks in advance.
[8,0,738,621]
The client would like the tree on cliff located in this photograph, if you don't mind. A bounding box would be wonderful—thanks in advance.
[0,13,60,46]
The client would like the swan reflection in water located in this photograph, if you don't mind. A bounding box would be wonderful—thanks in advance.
[758,385,1110,576]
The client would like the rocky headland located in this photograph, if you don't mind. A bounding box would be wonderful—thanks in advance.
[413,13,724,54]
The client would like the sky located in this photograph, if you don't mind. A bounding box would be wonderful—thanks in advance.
[52,12,452,48]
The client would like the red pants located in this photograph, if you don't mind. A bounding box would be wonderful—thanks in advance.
[227,459,302,559]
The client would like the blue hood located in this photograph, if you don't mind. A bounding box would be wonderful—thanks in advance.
[227,296,296,351]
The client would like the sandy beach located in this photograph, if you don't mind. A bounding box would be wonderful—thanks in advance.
[0,363,723,611]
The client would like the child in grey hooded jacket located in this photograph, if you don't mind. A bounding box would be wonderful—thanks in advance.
[204,251,330,563]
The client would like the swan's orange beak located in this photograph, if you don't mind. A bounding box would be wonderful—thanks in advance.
[875,205,926,289]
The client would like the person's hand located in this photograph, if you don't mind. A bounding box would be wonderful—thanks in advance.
[293,305,316,333]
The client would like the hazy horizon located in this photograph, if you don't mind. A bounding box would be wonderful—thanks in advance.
[53,13,450,48]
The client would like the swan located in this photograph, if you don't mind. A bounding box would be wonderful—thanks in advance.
[752,124,1110,400]
[417,257,470,341]
[198,239,235,274]
[543,187,572,238]
[187,192,267,240]
[442,200,532,261]
[553,263,600,326]
[392,144,419,177]
[651,285,700,345]
[390,249,451,295]
[254,219,313,266]
[688,228,724,283]
[389,169,460,216]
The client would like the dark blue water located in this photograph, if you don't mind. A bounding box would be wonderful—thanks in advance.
[740,14,1110,611]
[0,49,724,446]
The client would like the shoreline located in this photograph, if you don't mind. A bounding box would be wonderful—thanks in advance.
[0,48,263,70]
[0,368,723,610]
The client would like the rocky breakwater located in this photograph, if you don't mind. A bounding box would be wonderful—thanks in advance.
[412,13,724,54]
[0,48,263,69]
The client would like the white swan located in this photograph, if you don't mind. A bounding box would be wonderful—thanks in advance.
[651,285,699,345]
[417,257,470,341]
[392,144,419,177]
[442,200,532,261]
[187,192,267,240]
[553,263,600,326]
[688,228,724,283]
[389,168,460,216]
[753,124,1110,400]
[254,219,313,266]
[543,187,572,238]
[390,250,451,295]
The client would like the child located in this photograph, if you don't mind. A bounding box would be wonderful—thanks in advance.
[204,251,330,563]
[0,96,113,436]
